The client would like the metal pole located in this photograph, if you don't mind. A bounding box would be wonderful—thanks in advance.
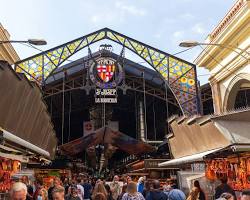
[68,91,72,142]
[142,71,148,139]
[61,73,65,145]
[199,43,249,61]
[0,40,28,44]
[103,101,106,127]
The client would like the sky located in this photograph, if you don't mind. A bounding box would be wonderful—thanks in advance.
[0,0,236,84]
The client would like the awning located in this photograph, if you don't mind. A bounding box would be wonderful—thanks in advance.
[60,126,155,155]
[158,148,222,167]
[0,61,57,159]
[0,128,50,158]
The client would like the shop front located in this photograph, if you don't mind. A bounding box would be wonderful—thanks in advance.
[159,109,250,198]
[205,147,250,192]
[127,159,178,186]
[0,61,58,197]
[34,169,71,189]
[159,149,220,197]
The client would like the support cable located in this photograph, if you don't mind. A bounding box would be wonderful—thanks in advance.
[142,71,148,140]
[153,97,156,140]
[50,96,53,116]
[68,91,72,142]
[61,71,65,145]
[135,91,138,139]
[165,81,169,130]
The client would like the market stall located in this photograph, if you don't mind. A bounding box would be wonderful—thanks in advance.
[0,157,21,198]
[34,169,71,188]
[205,152,250,191]
[126,159,178,187]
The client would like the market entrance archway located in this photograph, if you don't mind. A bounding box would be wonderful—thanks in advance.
[15,28,200,115]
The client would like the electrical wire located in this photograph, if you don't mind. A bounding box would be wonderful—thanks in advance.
[172,47,195,55]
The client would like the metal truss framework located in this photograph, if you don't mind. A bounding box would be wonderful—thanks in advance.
[15,28,200,115]
[43,72,179,108]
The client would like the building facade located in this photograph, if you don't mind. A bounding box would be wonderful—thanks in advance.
[195,0,250,113]
[0,23,19,64]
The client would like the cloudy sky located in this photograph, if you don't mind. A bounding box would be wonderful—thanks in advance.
[0,0,235,84]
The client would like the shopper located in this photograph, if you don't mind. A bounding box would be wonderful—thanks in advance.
[105,184,114,200]
[126,176,132,184]
[241,190,250,200]
[82,177,92,200]
[122,182,145,200]
[52,186,65,200]
[21,175,34,200]
[10,182,27,200]
[76,178,85,200]
[214,177,236,199]
[38,188,49,200]
[117,184,127,200]
[187,180,205,200]
[110,175,121,200]
[92,182,108,200]
[218,193,234,200]
[48,177,62,200]
[66,185,81,200]
[142,181,151,198]
[146,180,167,200]
[137,177,144,194]
[33,179,44,199]
[167,186,186,200]
[187,187,200,200]
[93,193,107,200]
[63,178,71,195]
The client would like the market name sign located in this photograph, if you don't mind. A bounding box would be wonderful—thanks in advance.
[95,88,117,103]
[90,57,123,104]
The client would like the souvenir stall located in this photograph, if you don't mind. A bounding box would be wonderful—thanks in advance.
[205,152,250,191]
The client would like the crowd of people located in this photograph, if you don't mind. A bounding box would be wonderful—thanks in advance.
[8,175,250,200]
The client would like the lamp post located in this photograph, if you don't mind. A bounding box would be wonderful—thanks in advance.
[179,41,249,61]
[0,39,47,45]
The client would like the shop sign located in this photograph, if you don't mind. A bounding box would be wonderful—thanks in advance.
[191,163,205,172]
[144,159,168,169]
[95,88,117,103]
[90,57,124,104]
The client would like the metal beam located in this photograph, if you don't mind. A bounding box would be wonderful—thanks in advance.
[15,28,199,115]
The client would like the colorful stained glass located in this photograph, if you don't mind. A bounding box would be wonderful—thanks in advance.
[15,28,200,115]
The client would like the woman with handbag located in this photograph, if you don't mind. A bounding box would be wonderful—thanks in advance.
[187,181,205,200]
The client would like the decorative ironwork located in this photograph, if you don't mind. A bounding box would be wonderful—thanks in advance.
[15,28,200,115]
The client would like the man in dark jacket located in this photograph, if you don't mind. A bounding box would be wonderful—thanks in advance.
[214,177,236,199]
[146,180,167,200]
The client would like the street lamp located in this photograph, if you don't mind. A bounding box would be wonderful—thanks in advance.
[179,41,249,60]
[0,39,47,45]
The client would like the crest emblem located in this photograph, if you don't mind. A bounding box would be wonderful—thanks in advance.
[97,64,116,83]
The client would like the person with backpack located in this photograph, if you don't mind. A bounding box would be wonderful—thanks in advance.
[145,180,167,200]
